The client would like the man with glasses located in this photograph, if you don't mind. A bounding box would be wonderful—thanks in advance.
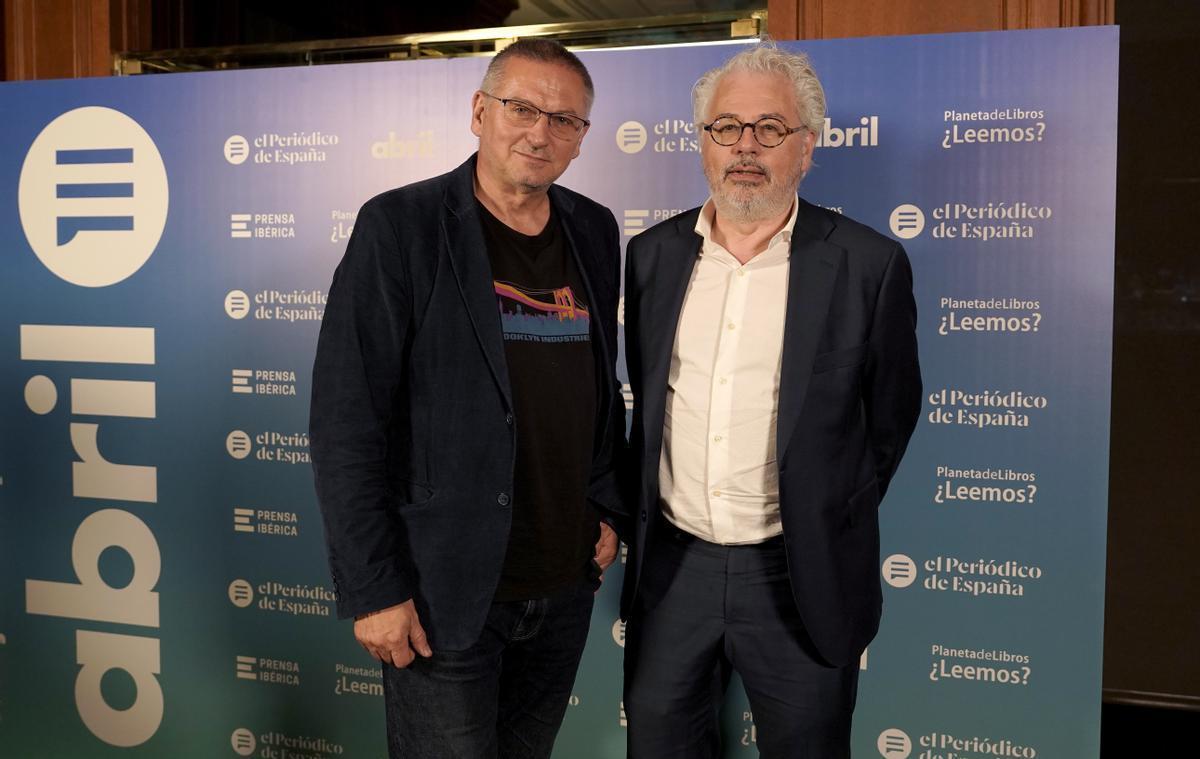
[620,43,922,758]
[310,39,625,759]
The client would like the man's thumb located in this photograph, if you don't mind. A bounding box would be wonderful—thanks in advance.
[410,619,433,657]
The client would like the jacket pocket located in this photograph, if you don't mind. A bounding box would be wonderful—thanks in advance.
[391,478,435,508]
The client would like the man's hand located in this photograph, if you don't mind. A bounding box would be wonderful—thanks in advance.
[353,599,433,668]
[594,521,619,572]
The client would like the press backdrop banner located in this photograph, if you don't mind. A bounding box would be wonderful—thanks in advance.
[1,27,1117,759]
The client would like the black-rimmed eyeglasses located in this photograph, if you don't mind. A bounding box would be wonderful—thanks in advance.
[480,92,590,139]
[703,116,805,148]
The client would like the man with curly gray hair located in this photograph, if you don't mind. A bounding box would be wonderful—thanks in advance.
[620,42,922,758]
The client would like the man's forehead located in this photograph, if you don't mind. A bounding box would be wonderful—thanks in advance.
[494,59,592,111]
[708,70,798,118]
[496,60,586,95]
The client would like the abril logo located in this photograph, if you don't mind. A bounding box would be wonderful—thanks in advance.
[18,107,168,287]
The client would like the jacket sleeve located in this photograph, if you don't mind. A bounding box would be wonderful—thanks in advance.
[309,199,416,619]
[864,242,923,500]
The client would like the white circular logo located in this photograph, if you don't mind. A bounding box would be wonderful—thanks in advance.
[889,204,925,239]
[18,106,168,287]
[616,121,648,154]
[226,430,253,459]
[224,135,250,165]
[228,579,255,608]
[882,554,917,588]
[611,619,626,648]
[24,375,59,415]
[231,727,257,756]
[225,290,251,319]
[877,728,912,758]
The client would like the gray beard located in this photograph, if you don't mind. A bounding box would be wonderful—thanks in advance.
[706,167,805,225]
[712,187,790,224]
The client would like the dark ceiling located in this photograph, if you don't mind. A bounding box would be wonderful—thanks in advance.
[148,0,759,49]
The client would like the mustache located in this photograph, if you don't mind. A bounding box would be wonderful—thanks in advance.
[723,159,770,179]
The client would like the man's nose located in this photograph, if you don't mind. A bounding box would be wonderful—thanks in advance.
[733,124,759,153]
[525,113,553,145]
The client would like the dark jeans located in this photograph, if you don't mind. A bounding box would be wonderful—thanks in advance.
[382,577,597,759]
[624,521,859,759]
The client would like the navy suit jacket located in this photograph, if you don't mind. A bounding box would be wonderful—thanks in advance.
[310,155,625,650]
[621,198,922,667]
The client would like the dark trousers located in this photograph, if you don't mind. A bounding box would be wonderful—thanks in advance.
[383,577,597,759]
[624,521,859,759]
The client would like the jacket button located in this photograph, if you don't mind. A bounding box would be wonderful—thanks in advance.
[640,510,648,522]
[505,413,514,425]
[497,493,511,506]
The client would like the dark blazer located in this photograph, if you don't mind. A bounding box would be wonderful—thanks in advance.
[310,155,625,650]
[621,198,922,667]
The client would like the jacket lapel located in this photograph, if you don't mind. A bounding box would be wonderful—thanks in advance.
[551,186,615,452]
[776,200,844,461]
[642,211,703,468]
[442,155,512,409]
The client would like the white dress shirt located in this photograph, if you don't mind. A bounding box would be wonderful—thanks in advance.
[659,198,797,544]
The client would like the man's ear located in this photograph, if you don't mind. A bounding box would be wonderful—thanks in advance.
[572,125,590,159]
[470,91,487,138]
[799,128,817,173]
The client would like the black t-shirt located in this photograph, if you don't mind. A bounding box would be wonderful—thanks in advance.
[477,199,598,601]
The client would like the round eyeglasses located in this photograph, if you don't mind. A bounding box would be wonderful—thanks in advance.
[481,92,590,140]
[703,116,805,148]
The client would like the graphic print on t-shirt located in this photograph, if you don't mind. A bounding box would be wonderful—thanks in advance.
[494,281,591,343]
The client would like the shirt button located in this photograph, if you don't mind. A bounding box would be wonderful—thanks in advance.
[719,377,728,385]
[640,510,648,522]
[505,413,514,425]
[713,435,722,443]
[497,493,510,506]
[737,270,746,277]
[727,322,736,330]
[712,490,722,497]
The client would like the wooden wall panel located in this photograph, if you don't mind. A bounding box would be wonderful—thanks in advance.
[5,0,105,79]
[3,0,149,81]
[768,0,1115,40]
[822,0,1004,38]
[110,0,151,56]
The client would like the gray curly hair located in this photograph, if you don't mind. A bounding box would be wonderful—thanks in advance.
[692,41,826,136]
